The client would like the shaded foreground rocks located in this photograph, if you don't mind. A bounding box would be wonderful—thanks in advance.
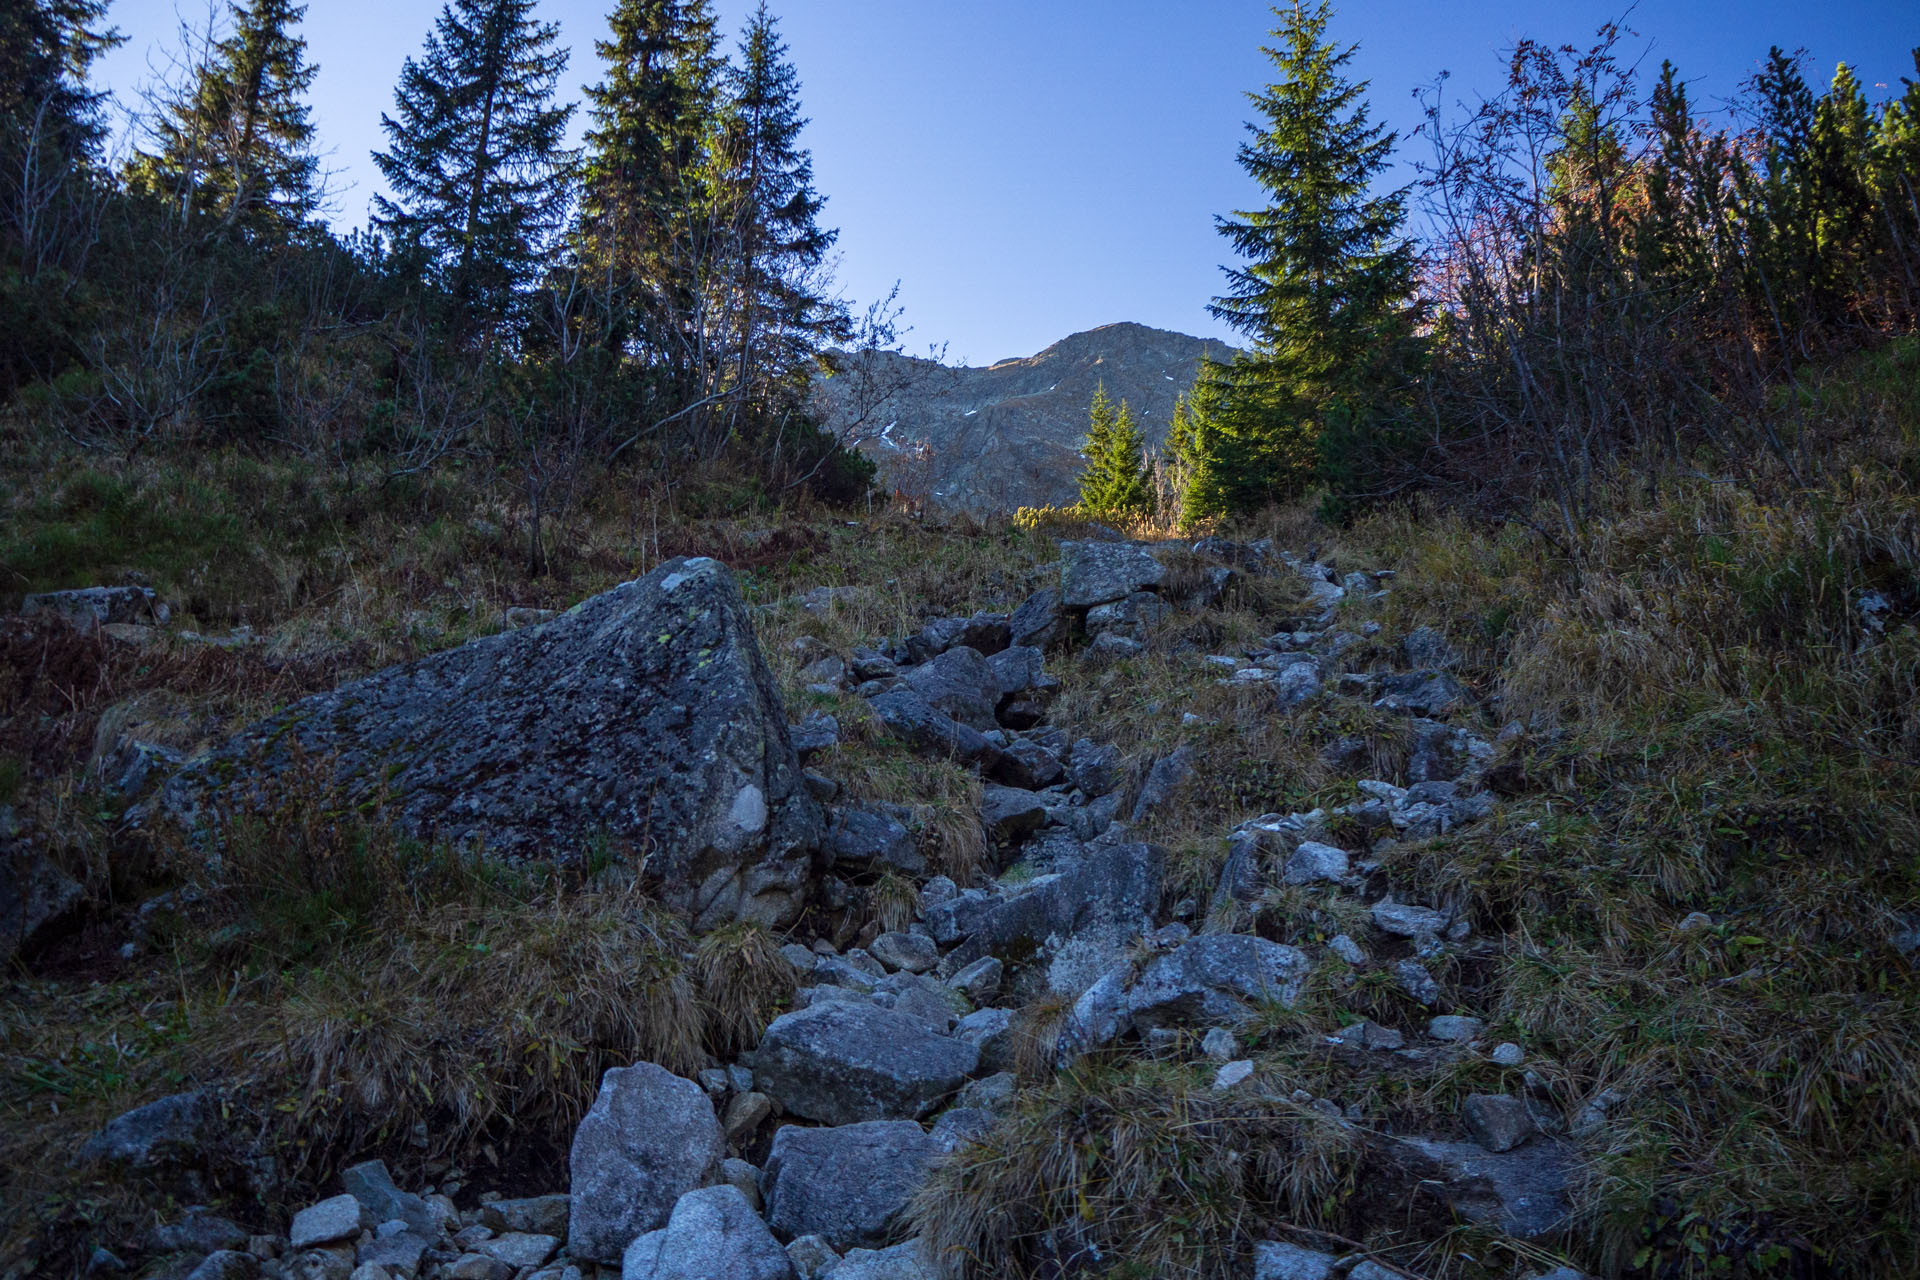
[569,1063,726,1264]
[752,1002,978,1125]
[764,1120,939,1249]
[154,558,823,930]
[623,1185,791,1280]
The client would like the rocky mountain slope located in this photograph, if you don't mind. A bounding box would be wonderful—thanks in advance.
[813,323,1235,516]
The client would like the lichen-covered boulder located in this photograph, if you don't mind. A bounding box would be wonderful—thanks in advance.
[154,558,822,929]
[570,1063,726,1264]
[764,1121,940,1249]
[754,1002,978,1125]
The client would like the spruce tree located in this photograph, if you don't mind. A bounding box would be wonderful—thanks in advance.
[720,2,845,394]
[1188,0,1416,519]
[579,0,721,355]
[1077,384,1154,519]
[373,0,573,328]
[0,0,118,181]
[134,0,319,233]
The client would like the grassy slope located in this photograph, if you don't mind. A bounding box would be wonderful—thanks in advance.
[2,338,1916,1278]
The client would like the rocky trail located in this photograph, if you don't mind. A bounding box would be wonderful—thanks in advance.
[22,534,1620,1280]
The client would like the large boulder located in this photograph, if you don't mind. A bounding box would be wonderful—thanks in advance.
[77,1091,212,1171]
[901,647,999,729]
[866,689,995,765]
[1060,542,1166,609]
[764,1121,940,1250]
[570,1063,726,1264]
[942,842,1165,972]
[753,1002,978,1125]
[153,559,822,930]
[820,1241,936,1280]
[23,584,168,628]
[622,1185,793,1280]
[1126,934,1312,1031]
[1,838,83,963]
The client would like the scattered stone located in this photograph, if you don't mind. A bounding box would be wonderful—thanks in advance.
[723,1091,774,1143]
[1283,841,1349,885]
[720,1157,762,1212]
[1429,1015,1486,1042]
[764,1120,939,1250]
[185,1252,258,1280]
[821,1240,937,1280]
[1463,1094,1536,1153]
[929,1106,995,1153]
[942,842,1163,972]
[1213,1060,1255,1091]
[946,955,1003,1006]
[1130,747,1195,822]
[1332,1021,1404,1051]
[957,1071,1017,1111]
[341,1160,437,1239]
[478,1234,559,1269]
[1402,626,1462,671]
[621,1185,790,1280]
[291,1197,368,1250]
[1201,1027,1238,1062]
[981,784,1047,842]
[1371,899,1449,937]
[1009,587,1066,650]
[1083,631,1146,663]
[902,646,1000,729]
[953,1007,1016,1075]
[1491,1042,1525,1066]
[991,736,1064,790]
[1085,591,1172,639]
[23,585,167,628]
[1271,662,1322,713]
[867,689,994,764]
[568,1062,726,1264]
[871,931,938,975]
[787,1235,842,1280]
[1374,670,1468,718]
[155,559,823,931]
[753,1001,978,1125]
[1677,911,1713,933]
[151,1212,250,1254]
[1066,739,1122,796]
[1061,541,1165,608]
[1382,1135,1573,1238]
[826,806,922,875]
[1251,1241,1339,1280]
[1127,934,1313,1031]
[1326,934,1368,965]
[357,1232,429,1279]
[1394,959,1443,1006]
[791,712,840,757]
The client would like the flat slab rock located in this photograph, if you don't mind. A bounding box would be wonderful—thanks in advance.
[152,557,822,930]
[764,1120,940,1250]
[753,1000,979,1125]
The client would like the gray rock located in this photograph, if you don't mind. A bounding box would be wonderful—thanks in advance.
[149,1212,250,1254]
[185,1252,257,1280]
[620,1185,791,1280]
[478,1234,559,1269]
[1371,900,1449,937]
[288,1248,356,1280]
[357,1232,430,1278]
[341,1160,437,1239]
[819,1241,934,1280]
[1085,591,1172,640]
[946,955,1002,1006]
[985,645,1054,704]
[721,1156,763,1211]
[990,737,1064,790]
[871,932,938,974]
[980,785,1047,842]
[1054,963,1136,1063]
[867,689,995,765]
[1385,1135,1574,1238]
[941,842,1164,971]
[156,559,822,931]
[1271,661,1322,714]
[1201,1027,1238,1062]
[1394,959,1443,1006]
[1066,740,1122,797]
[788,1235,842,1280]
[446,1255,511,1280]
[868,971,966,1034]
[791,713,840,758]
[1,840,83,964]
[1129,747,1195,823]
[825,807,922,876]
[292,1197,368,1250]
[1060,541,1166,608]
[1251,1241,1339,1280]
[1331,1020,1404,1051]
[1283,841,1348,885]
[928,1106,995,1153]
[765,1121,939,1250]
[922,889,997,947]
[902,647,999,729]
[952,1007,1016,1075]
[754,1001,978,1125]
[1326,934,1367,965]
[1491,1042,1525,1066]
[1374,670,1468,718]
[1463,1094,1535,1153]
[23,585,166,628]
[1083,632,1146,663]
[1402,626,1462,671]
[569,1062,726,1264]
[1009,588,1065,651]
[848,648,897,681]
[1212,1059,1255,1090]
[1127,934,1311,1031]
[725,1092,775,1143]
[1428,1015,1485,1042]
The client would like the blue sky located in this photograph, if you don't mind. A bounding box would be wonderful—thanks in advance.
[95,1,1917,365]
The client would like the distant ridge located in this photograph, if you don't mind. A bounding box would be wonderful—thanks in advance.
[813,322,1235,515]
